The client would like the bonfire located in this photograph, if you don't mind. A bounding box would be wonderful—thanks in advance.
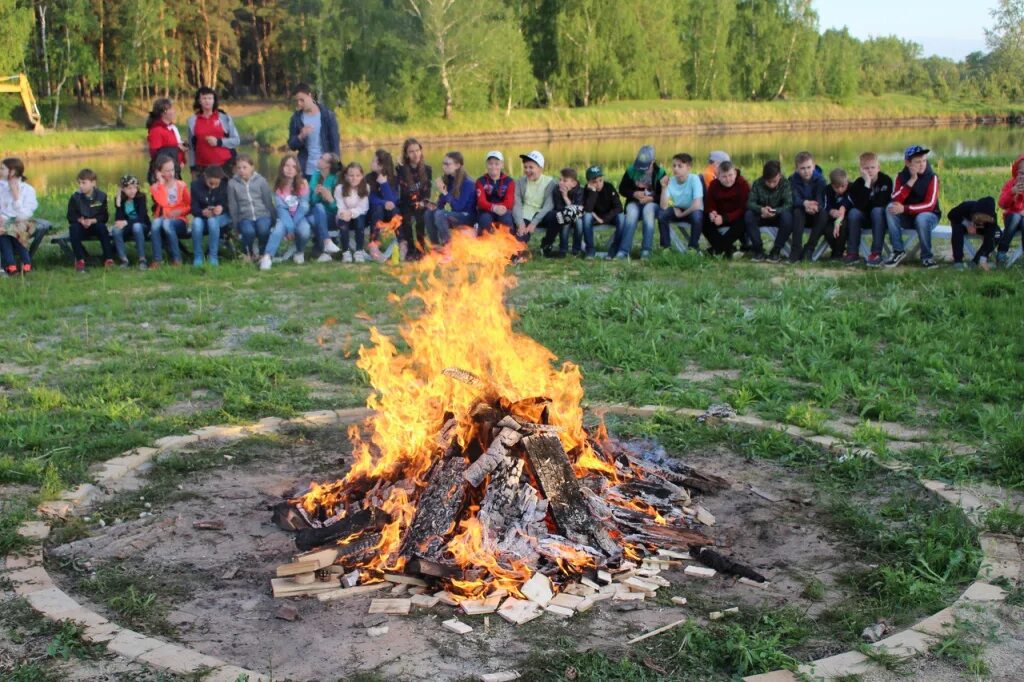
[270,230,748,618]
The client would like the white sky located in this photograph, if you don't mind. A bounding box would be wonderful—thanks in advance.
[816,0,999,60]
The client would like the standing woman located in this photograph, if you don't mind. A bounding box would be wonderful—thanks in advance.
[186,86,241,176]
[146,98,187,183]
[396,138,432,260]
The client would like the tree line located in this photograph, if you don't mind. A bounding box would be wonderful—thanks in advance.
[2,0,1023,127]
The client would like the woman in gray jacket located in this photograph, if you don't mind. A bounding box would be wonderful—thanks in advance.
[187,87,241,175]
[227,155,275,261]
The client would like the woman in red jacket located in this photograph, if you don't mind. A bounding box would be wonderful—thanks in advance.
[146,98,187,182]
[996,154,1024,266]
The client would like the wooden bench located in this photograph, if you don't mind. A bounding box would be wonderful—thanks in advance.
[49,223,239,263]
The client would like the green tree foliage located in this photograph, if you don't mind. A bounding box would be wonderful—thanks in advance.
[817,29,860,102]
[0,0,34,74]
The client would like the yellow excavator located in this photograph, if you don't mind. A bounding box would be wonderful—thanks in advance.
[0,74,44,133]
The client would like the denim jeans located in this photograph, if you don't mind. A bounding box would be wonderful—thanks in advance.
[111,222,149,263]
[237,216,273,256]
[338,214,366,252]
[69,222,114,261]
[847,207,886,255]
[311,203,334,245]
[658,206,704,249]
[582,212,624,256]
[886,207,939,260]
[0,235,31,267]
[268,207,310,257]
[477,210,514,234]
[150,218,188,263]
[429,209,473,246]
[191,214,229,264]
[998,212,1023,254]
[615,201,657,256]
[744,209,794,256]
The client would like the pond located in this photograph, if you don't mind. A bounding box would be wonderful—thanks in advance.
[19,124,1024,195]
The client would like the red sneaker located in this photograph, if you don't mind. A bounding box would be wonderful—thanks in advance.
[20,264,31,274]
[75,259,86,272]
[149,261,160,269]
[104,259,115,268]
[4,265,16,275]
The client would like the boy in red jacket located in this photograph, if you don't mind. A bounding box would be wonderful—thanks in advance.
[475,150,515,234]
[704,161,750,256]
[884,145,941,268]
[996,154,1024,266]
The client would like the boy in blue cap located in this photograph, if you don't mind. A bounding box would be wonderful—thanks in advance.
[884,145,941,268]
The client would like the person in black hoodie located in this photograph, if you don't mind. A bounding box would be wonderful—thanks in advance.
[848,152,893,267]
[67,168,113,272]
[190,165,230,267]
[539,168,586,257]
[789,151,830,261]
[111,175,151,269]
[582,166,623,258]
[949,197,1000,270]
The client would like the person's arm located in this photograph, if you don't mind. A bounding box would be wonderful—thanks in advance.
[746,182,762,213]
[325,110,341,155]
[583,188,598,213]
[220,112,241,150]
[185,115,197,169]
[15,184,38,220]
[274,194,293,228]
[450,179,476,214]
[368,183,384,209]
[286,112,302,152]
[333,185,345,214]
[512,181,525,227]
[618,172,635,203]
[659,176,671,210]
[500,179,516,212]
[177,184,191,219]
[684,177,704,215]
[725,182,749,223]
[260,181,275,220]
[890,175,910,203]
[999,179,1016,211]
[476,178,494,212]
[531,181,556,225]
[138,196,151,225]
[296,190,311,222]
[906,175,939,216]
[607,189,623,221]
[352,195,369,218]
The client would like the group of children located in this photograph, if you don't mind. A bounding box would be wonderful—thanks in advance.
[3,142,1024,274]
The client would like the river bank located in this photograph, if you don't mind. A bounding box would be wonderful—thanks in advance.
[2,95,1022,160]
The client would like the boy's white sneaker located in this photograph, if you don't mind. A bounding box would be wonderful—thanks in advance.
[293,252,305,265]
[354,250,368,263]
[316,253,333,263]
[342,251,354,263]
[259,254,272,271]
[323,240,341,254]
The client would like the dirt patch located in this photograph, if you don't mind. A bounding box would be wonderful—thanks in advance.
[158,391,224,418]
[677,364,742,384]
[48,428,877,680]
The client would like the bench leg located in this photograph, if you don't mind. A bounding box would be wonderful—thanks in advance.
[1009,247,1023,266]
[902,230,921,259]
[668,226,688,254]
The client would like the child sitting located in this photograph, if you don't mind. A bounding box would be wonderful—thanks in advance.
[615,145,665,259]
[849,152,893,267]
[334,162,370,263]
[190,165,230,267]
[111,175,151,269]
[431,151,477,251]
[885,145,941,269]
[996,154,1024,266]
[0,157,39,275]
[706,161,751,257]
[512,150,554,248]
[658,153,704,252]
[228,154,275,262]
[367,149,399,262]
[149,155,191,267]
[825,168,857,264]
[265,154,311,269]
[68,168,114,273]
[744,160,792,262]
[581,166,622,258]
[949,197,999,270]
[539,168,585,258]
[789,151,830,261]
[476,151,515,234]
[310,153,343,261]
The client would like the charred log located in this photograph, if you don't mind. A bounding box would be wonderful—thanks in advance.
[295,507,390,551]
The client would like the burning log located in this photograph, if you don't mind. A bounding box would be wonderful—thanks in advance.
[295,507,390,552]
[464,427,522,487]
[400,447,468,560]
[522,434,621,559]
[270,501,313,531]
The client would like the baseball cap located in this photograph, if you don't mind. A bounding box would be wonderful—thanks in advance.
[485,150,504,162]
[585,165,603,181]
[904,145,930,160]
[708,150,730,164]
[634,145,655,172]
[519,150,545,168]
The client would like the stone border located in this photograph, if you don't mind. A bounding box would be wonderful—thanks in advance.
[2,403,1020,682]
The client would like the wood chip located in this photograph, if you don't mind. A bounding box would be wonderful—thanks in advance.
[291,572,316,585]
[520,573,553,606]
[220,566,239,580]
[316,583,387,602]
[627,617,687,644]
[411,593,440,608]
[657,549,691,561]
[367,625,389,637]
[480,673,520,682]
[694,504,716,526]
[368,598,411,615]
[549,593,585,610]
[623,577,659,596]
[739,577,770,590]
[274,604,299,621]
[276,560,320,578]
[671,596,688,606]
[192,520,225,531]
[497,597,543,625]
[545,604,574,617]
[460,595,503,615]
[612,591,645,602]
[749,485,782,502]
[597,570,613,584]
[724,606,739,615]
[709,611,724,620]
[442,618,473,635]
[683,565,717,579]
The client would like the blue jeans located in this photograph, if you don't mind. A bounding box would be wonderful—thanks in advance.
[847,207,886,255]
[582,212,624,256]
[658,206,704,249]
[429,209,473,246]
[268,208,310,257]
[111,222,149,263]
[477,210,514,234]
[615,202,657,256]
[338,214,366,252]
[191,214,229,264]
[886,206,939,260]
[0,235,31,267]
[311,203,334,245]
[150,218,186,263]
[998,212,1023,254]
[238,216,273,256]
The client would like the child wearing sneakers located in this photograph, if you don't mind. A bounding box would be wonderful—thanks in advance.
[476,151,515,234]
[885,145,941,268]
[190,165,230,267]
[67,168,114,272]
[111,175,151,269]
[849,152,893,267]
[334,162,370,262]
[538,168,585,257]
[996,154,1024,266]
[825,168,856,264]
[949,197,999,271]
[0,157,39,275]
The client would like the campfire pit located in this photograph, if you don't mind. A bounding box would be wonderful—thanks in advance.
[270,230,751,614]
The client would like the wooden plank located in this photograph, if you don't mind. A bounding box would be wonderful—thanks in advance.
[460,595,503,615]
[683,565,716,579]
[291,572,316,585]
[316,583,388,602]
[384,573,429,587]
[400,451,468,560]
[545,604,574,617]
[521,434,620,558]
[294,547,340,569]
[520,572,553,606]
[411,593,440,608]
[497,597,542,625]
[549,593,585,610]
[368,598,412,615]
[275,560,320,578]
[442,618,473,635]
[270,576,341,598]
[627,617,688,645]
